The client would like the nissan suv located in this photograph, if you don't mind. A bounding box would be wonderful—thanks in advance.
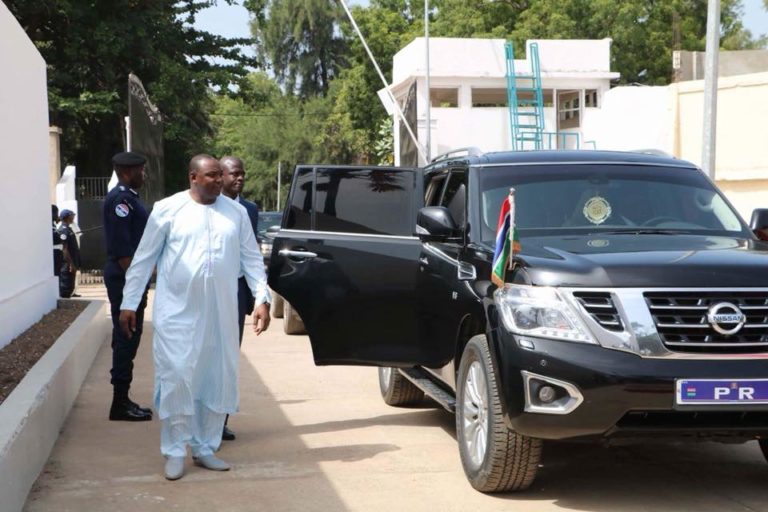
[268,150,768,492]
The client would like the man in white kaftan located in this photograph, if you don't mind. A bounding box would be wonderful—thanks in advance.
[120,154,270,480]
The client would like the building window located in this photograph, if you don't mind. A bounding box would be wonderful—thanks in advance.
[585,89,598,108]
[430,88,459,108]
[558,91,580,129]
[472,88,507,107]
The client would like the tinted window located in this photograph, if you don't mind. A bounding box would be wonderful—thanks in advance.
[441,170,467,227]
[425,174,447,206]
[477,165,747,245]
[315,168,414,235]
[285,168,312,230]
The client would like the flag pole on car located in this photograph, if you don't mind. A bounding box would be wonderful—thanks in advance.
[491,188,520,287]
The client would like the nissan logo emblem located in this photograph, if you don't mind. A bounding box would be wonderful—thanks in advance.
[706,302,746,335]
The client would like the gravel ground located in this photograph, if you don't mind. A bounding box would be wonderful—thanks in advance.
[0,299,88,405]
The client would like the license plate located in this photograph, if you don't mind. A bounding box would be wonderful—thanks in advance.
[676,379,768,405]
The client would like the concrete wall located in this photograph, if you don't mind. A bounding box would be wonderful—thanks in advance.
[0,3,58,349]
[0,300,108,512]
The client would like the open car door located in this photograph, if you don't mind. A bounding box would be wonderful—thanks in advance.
[268,165,441,367]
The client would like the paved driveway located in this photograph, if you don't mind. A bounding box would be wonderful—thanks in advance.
[24,288,768,511]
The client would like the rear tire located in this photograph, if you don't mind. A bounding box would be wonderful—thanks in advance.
[378,367,424,406]
[456,334,542,492]
[271,292,285,319]
[283,301,306,335]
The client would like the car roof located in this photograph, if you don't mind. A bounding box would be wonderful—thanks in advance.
[425,150,698,171]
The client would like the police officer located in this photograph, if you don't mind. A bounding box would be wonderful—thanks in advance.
[52,205,64,277]
[103,152,152,421]
[58,209,81,298]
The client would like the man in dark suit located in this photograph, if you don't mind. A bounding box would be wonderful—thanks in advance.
[220,156,260,441]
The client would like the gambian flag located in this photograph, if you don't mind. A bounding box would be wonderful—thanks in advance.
[491,188,521,287]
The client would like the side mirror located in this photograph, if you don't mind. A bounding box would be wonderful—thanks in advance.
[417,206,459,240]
[265,225,280,239]
[750,209,768,240]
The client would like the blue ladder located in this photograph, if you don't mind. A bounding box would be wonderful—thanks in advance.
[505,41,545,151]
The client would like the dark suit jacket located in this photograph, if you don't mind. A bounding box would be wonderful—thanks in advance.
[238,196,260,316]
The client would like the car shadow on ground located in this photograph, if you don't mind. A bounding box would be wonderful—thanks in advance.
[487,440,768,511]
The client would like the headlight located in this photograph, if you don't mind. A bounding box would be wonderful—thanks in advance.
[494,285,596,344]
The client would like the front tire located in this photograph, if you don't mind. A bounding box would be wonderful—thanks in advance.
[378,367,424,406]
[456,334,542,492]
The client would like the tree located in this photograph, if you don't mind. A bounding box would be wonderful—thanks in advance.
[6,0,256,190]
[210,72,329,209]
[510,0,760,85]
[246,0,347,97]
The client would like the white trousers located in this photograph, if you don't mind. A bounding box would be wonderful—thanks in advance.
[161,401,226,458]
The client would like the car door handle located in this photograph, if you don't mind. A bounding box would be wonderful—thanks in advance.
[419,257,429,266]
[279,249,318,259]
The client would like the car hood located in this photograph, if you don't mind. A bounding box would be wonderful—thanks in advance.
[516,234,768,288]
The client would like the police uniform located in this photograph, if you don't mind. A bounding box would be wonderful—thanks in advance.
[103,152,151,421]
[57,210,81,298]
[52,220,64,277]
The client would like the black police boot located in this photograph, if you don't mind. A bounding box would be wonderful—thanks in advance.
[127,397,153,416]
[110,389,151,422]
[109,399,152,421]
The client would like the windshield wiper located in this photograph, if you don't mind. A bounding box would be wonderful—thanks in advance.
[596,228,693,235]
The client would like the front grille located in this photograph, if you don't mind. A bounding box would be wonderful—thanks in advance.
[645,291,768,353]
[573,291,623,332]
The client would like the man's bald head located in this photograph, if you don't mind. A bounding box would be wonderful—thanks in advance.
[189,154,219,176]
[188,154,223,204]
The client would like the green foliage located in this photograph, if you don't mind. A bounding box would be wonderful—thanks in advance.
[510,0,759,85]
[6,0,255,189]
[246,0,347,98]
[210,73,323,209]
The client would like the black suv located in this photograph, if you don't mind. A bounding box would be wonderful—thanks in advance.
[268,150,768,492]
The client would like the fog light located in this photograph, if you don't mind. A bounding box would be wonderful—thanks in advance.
[538,385,557,403]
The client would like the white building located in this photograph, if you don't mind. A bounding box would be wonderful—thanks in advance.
[381,37,619,165]
[0,3,58,349]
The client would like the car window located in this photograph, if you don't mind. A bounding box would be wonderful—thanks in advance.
[315,168,415,236]
[441,170,467,227]
[425,174,447,206]
[477,165,748,245]
[285,168,313,230]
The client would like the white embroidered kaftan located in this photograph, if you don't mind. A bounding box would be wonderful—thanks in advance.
[121,191,270,420]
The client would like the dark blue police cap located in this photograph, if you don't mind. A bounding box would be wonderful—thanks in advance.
[59,209,75,219]
[112,151,147,167]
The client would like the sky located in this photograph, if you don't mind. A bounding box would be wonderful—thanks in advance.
[194,0,768,50]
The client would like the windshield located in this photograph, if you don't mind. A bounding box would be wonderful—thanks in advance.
[477,164,748,246]
[258,212,283,237]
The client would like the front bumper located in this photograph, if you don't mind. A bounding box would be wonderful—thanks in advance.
[489,328,768,441]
